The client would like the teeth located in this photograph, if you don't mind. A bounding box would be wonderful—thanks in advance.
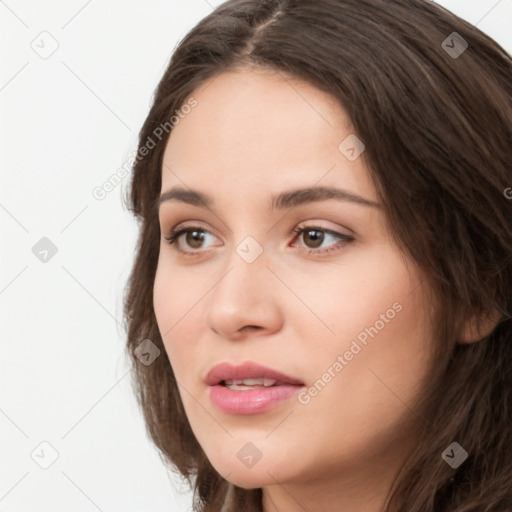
[224,378,277,387]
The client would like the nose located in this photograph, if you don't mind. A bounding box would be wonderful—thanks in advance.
[203,243,283,340]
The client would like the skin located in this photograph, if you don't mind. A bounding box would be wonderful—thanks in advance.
[153,66,438,512]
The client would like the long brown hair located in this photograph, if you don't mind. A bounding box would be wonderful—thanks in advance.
[122,0,512,510]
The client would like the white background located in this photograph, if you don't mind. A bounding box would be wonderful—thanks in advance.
[1,1,511,511]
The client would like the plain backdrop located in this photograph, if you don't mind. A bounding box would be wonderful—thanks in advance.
[1,1,511,511]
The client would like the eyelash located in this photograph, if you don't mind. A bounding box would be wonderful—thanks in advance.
[163,224,354,258]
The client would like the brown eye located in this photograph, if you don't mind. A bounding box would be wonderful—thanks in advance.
[184,230,206,249]
[292,225,354,255]
[163,227,216,255]
[301,229,324,249]
[163,223,354,258]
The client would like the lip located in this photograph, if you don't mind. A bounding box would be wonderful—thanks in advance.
[204,361,304,386]
[205,361,305,415]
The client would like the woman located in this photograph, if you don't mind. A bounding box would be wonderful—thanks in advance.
[122,0,512,510]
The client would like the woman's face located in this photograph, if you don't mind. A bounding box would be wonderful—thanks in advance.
[154,67,435,496]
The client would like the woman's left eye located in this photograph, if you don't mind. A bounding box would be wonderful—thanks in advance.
[163,224,354,257]
[291,226,354,254]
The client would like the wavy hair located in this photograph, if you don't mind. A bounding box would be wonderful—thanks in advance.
[122,0,512,510]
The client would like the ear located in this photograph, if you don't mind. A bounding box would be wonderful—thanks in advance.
[458,306,502,344]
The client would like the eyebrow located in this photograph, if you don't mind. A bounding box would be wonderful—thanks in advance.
[156,185,380,213]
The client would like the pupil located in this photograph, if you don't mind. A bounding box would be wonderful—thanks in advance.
[186,231,205,249]
[305,229,323,248]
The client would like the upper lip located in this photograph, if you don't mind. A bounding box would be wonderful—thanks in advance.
[205,362,304,386]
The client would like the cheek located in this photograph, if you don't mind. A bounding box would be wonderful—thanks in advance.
[305,248,432,400]
[153,262,174,339]
[316,249,417,343]
[153,256,198,330]
[152,261,200,371]
[292,284,432,468]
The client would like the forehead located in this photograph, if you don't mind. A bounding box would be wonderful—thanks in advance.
[161,68,373,203]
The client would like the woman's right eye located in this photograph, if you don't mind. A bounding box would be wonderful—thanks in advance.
[163,226,217,257]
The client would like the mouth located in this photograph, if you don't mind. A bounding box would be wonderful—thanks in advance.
[205,361,305,387]
[205,361,305,415]
[220,377,294,390]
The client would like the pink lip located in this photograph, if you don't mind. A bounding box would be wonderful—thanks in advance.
[204,361,304,386]
[205,362,305,415]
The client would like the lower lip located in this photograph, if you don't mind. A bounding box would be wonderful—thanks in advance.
[209,384,304,415]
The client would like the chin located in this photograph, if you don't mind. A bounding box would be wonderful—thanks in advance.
[210,451,294,489]
[224,470,275,489]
